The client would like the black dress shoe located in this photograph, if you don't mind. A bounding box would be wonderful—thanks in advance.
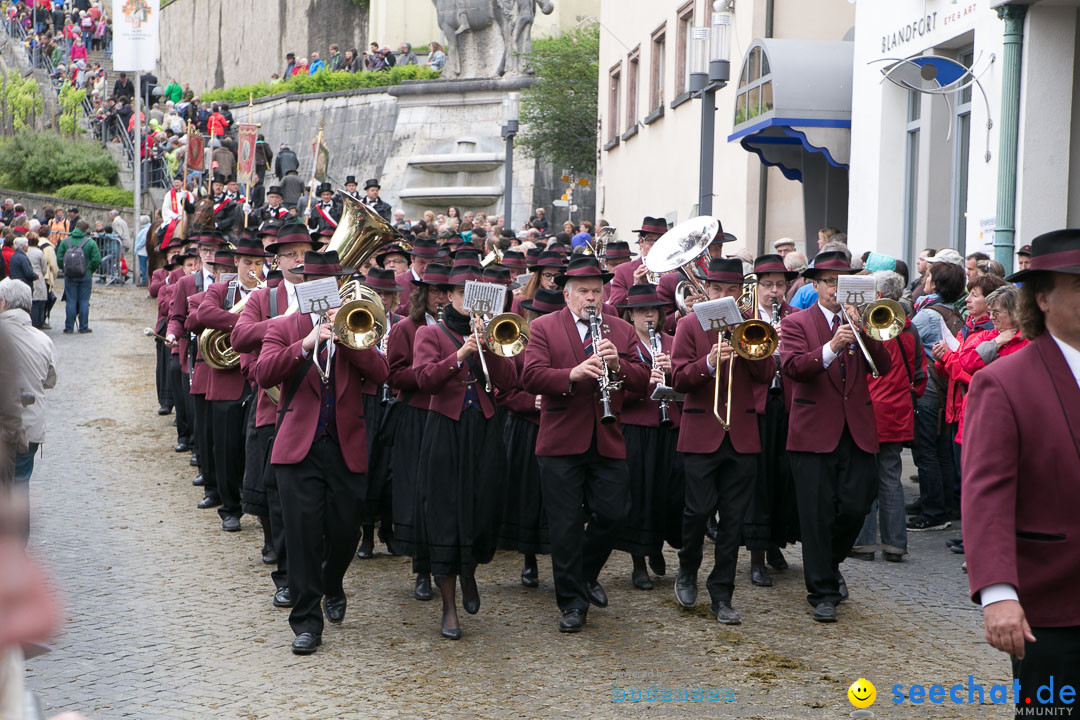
[946,536,963,547]
[291,632,321,655]
[836,571,849,602]
[750,565,773,587]
[883,551,905,562]
[414,574,433,601]
[648,553,666,576]
[273,587,293,608]
[324,595,346,624]
[520,557,539,588]
[766,547,788,570]
[559,609,587,633]
[585,580,608,607]
[192,474,205,486]
[949,541,965,554]
[356,539,374,559]
[174,441,190,453]
[705,515,719,542]
[460,574,480,615]
[261,545,278,565]
[714,601,742,625]
[631,568,653,590]
[674,569,698,608]
[197,493,221,509]
[813,601,837,623]
[157,406,172,416]
[848,550,875,561]
[189,453,199,467]
[221,515,241,532]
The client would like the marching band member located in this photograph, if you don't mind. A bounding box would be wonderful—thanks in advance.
[163,247,199,460]
[386,262,452,602]
[522,256,649,634]
[606,215,667,308]
[612,284,683,591]
[159,176,195,250]
[780,250,891,623]
[744,254,801,587]
[500,250,528,285]
[394,239,447,315]
[254,249,389,656]
[671,258,772,625]
[306,182,341,234]
[511,251,565,316]
[497,288,565,587]
[149,247,182,416]
[375,243,410,277]
[354,267,404,559]
[196,236,267,532]
[232,223,321,609]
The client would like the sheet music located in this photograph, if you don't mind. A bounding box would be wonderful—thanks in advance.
[463,281,506,316]
[939,316,960,351]
[694,297,743,332]
[836,275,878,306]
[295,277,342,315]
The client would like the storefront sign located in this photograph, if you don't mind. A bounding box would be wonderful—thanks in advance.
[881,12,938,53]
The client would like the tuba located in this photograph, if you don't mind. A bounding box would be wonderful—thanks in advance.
[644,216,719,315]
[200,272,266,371]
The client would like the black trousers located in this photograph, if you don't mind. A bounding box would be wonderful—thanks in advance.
[677,437,758,608]
[538,444,630,614]
[167,354,193,443]
[155,338,172,410]
[1012,626,1080,718]
[263,428,288,590]
[274,436,365,637]
[789,427,877,606]
[192,393,216,491]
[211,386,251,519]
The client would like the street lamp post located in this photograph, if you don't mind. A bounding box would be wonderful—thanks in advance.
[501,92,521,233]
[690,4,732,216]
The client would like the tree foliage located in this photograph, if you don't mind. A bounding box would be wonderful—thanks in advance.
[0,132,118,193]
[203,64,440,104]
[517,25,599,175]
[0,71,43,135]
[57,82,86,136]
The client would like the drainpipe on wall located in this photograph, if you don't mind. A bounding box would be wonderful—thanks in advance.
[755,0,774,255]
[992,3,1027,269]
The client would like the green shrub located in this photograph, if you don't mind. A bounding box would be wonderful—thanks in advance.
[53,184,134,207]
[0,132,118,192]
[203,64,441,104]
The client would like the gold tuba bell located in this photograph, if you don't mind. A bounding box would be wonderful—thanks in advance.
[200,273,266,371]
[482,312,529,357]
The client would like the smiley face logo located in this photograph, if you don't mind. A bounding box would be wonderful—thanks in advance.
[847,678,877,709]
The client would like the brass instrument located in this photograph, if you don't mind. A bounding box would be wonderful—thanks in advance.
[200,272,266,371]
[482,312,529,357]
[584,226,617,265]
[645,216,719,315]
[587,306,621,424]
[646,320,673,428]
[333,281,387,350]
[481,247,504,268]
[471,313,493,393]
[839,299,906,377]
[713,282,779,430]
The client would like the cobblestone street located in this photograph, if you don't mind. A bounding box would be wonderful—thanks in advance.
[23,285,1013,719]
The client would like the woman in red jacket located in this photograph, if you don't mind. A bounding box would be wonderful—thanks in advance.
[852,271,926,562]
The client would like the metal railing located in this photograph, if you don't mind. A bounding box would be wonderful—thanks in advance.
[93,232,128,285]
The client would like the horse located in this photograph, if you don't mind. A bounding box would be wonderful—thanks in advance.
[431,0,511,77]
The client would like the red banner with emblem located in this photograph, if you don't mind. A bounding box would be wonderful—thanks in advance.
[185,133,205,171]
[236,123,258,185]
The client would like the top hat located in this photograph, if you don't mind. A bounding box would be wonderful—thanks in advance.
[633,216,669,235]
[616,283,669,309]
[363,178,381,190]
[315,182,333,196]
[414,262,451,286]
[520,288,566,315]
[802,251,856,279]
[263,222,322,253]
[295,250,355,277]
[212,173,227,185]
[1007,229,1080,281]
[500,250,528,269]
[408,239,446,259]
[362,267,401,293]
[704,257,746,284]
[554,256,614,286]
[345,175,357,185]
[604,241,634,260]
[753,253,799,281]
[482,267,520,290]
[435,264,481,288]
[266,185,283,197]
[376,243,410,267]
[528,251,568,272]
[232,233,268,258]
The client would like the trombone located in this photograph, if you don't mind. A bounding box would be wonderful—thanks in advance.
[839,299,906,378]
[471,312,493,392]
[482,312,529,358]
[713,282,779,430]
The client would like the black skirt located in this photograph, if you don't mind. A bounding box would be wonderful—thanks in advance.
[391,403,428,555]
[743,390,800,550]
[498,415,549,555]
[613,423,684,557]
[240,403,272,517]
[413,407,507,577]
[360,393,393,523]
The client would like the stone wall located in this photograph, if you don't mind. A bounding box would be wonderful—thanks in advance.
[0,188,136,235]
[158,0,369,91]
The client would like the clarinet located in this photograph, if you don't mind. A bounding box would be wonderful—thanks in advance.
[587,306,620,425]
[647,321,673,428]
[379,316,394,405]
[436,303,445,324]
[771,299,782,384]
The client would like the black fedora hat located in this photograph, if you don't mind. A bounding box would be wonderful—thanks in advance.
[802,250,856,279]
[616,283,669,309]
[413,262,451,286]
[163,248,186,269]
[210,249,236,269]
[263,222,321,254]
[436,264,482,288]
[604,241,634,260]
[753,253,798,281]
[363,178,381,190]
[408,238,446,259]
[633,216,669,235]
[295,249,355,277]
[500,250,528,269]
[1007,229,1080,281]
[257,220,282,239]
[704,258,746,284]
[375,243,410,267]
[520,287,566,315]
[233,233,269,257]
[482,266,520,291]
[528,251,567,272]
[362,267,401,293]
[192,230,228,247]
[554,256,614,286]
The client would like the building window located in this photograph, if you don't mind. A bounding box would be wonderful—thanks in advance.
[626,48,640,131]
[952,48,973,253]
[608,63,622,144]
[675,2,694,98]
[733,44,774,127]
[650,26,665,112]
[903,91,922,265]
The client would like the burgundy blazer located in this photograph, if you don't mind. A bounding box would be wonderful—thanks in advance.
[671,313,771,454]
[185,290,210,394]
[387,316,435,411]
[779,303,891,453]
[149,268,166,299]
[197,281,249,402]
[521,307,649,459]
[496,353,540,426]
[606,258,642,309]
[232,284,290,427]
[749,300,797,414]
[157,281,175,334]
[621,333,681,429]
[962,334,1080,627]
[359,312,402,396]
[254,312,389,473]
[394,269,416,316]
[413,322,517,420]
[167,272,206,373]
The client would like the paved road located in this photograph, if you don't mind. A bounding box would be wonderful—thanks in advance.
[23,285,1013,719]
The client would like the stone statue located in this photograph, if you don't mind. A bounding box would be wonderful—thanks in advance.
[431,0,554,79]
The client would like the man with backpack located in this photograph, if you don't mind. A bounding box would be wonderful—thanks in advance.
[56,220,101,334]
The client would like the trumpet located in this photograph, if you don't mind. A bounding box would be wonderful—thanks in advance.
[482,312,529,357]
[587,305,621,424]
[646,320,672,428]
[713,283,779,430]
[840,299,906,378]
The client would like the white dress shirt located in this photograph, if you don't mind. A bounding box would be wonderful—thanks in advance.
[818,302,841,368]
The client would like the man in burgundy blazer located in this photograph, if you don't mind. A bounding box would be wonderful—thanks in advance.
[522,256,649,633]
[254,250,389,656]
[779,251,891,623]
[149,247,182,416]
[670,258,772,625]
[606,215,667,308]
[162,248,199,455]
[963,230,1080,709]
